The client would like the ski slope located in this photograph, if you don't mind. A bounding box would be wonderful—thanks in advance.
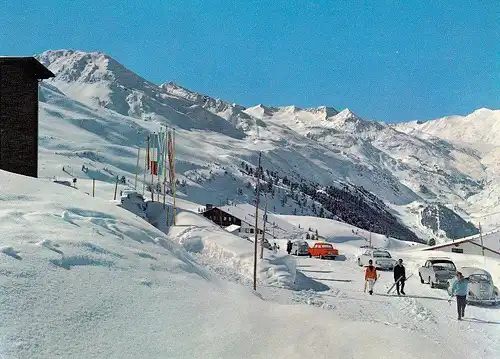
[33,49,500,242]
[0,170,462,359]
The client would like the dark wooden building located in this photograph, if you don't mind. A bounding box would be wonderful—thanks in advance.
[203,206,243,228]
[202,204,264,236]
[0,57,54,177]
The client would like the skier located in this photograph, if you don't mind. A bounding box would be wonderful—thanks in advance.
[286,240,292,255]
[393,258,406,296]
[449,271,469,320]
[365,259,378,295]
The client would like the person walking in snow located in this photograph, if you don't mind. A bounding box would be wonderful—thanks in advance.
[365,259,378,295]
[286,240,292,255]
[393,258,406,296]
[449,271,469,320]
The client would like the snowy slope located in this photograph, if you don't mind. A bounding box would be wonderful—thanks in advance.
[32,49,500,242]
[0,170,461,359]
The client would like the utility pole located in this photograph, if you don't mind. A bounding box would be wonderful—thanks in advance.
[260,196,267,259]
[253,152,262,291]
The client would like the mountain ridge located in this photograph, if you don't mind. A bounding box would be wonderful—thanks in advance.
[33,49,500,242]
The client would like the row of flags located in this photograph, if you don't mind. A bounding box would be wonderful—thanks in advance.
[146,127,176,193]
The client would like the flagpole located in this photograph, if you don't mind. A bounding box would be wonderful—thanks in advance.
[144,135,150,196]
[172,128,177,226]
[151,133,155,202]
[163,128,168,208]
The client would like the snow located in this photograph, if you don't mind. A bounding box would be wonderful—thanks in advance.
[5,49,500,356]
[2,170,469,359]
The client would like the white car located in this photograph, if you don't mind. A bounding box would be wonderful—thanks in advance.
[447,267,499,305]
[291,240,309,256]
[357,248,397,270]
[418,257,457,288]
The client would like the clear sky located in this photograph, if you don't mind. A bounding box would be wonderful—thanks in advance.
[1,0,498,122]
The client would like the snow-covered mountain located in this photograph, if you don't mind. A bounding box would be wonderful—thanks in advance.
[33,49,500,242]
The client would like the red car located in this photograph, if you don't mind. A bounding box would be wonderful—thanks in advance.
[308,242,339,259]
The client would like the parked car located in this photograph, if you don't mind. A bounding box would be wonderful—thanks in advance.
[447,267,499,305]
[120,190,144,203]
[292,240,309,256]
[308,242,339,259]
[357,248,397,270]
[418,257,457,288]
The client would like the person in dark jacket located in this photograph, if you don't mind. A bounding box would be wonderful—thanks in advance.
[286,240,292,255]
[393,259,406,295]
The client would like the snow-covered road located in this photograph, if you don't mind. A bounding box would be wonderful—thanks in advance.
[260,253,500,359]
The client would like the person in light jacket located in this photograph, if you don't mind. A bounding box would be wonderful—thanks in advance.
[450,271,469,320]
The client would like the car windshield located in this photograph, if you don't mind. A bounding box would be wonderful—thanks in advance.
[373,251,391,258]
[432,261,456,270]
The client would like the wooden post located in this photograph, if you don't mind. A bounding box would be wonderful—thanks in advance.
[92,178,95,197]
[134,147,141,190]
[253,152,262,291]
[260,196,267,259]
[479,222,484,257]
[113,175,119,200]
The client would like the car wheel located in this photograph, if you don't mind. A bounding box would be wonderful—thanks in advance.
[419,274,424,284]
[332,256,336,260]
[309,253,312,258]
[320,255,324,259]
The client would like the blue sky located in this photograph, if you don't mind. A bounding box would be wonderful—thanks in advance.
[1,0,498,122]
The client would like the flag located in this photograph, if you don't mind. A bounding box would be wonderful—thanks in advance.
[156,127,167,178]
[149,133,158,175]
[150,161,158,175]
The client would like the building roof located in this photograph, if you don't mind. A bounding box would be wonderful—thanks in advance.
[422,237,472,251]
[0,57,55,79]
[422,236,500,256]
[224,224,241,233]
[212,203,305,239]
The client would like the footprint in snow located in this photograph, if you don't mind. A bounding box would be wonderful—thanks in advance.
[1,246,22,260]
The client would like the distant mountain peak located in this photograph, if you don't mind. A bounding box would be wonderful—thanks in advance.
[305,106,339,119]
[335,108,361,121]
